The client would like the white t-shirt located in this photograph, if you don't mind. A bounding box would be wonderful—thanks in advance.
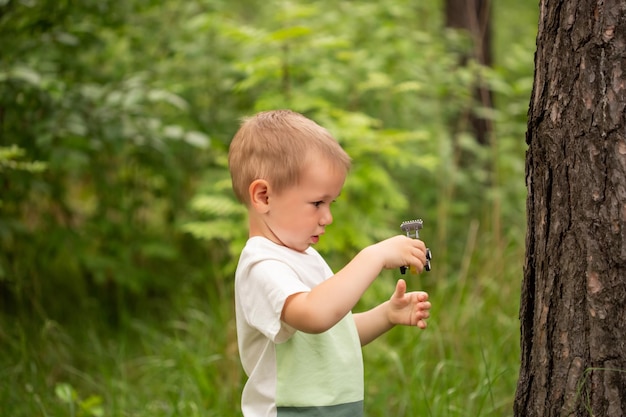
[235,237,364,417]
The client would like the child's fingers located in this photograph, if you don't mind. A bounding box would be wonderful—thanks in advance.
[392,279,407,301]
[415,291,429,302]
[415,304,430,317]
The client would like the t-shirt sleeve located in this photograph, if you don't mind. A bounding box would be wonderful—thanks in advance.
[238,258,310,343]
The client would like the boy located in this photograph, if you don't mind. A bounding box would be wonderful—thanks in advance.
[228,109,431,417]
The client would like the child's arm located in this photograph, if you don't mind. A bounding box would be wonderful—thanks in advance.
[353,279,430,346]
[281,235,428,334]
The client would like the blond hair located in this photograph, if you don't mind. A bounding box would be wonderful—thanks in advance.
[228,110,351,205]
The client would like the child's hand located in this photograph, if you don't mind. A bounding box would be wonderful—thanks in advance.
[372,235,429,272]
[387,279,431,329]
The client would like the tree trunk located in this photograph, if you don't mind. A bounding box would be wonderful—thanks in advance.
[515,1,626,416]
[445,0,493,145]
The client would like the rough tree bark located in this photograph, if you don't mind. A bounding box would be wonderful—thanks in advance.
[515,1,626,416]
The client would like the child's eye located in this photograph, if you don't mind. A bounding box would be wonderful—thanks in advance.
[313,199,337,207]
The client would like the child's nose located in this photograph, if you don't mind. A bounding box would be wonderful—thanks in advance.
[319,209,333,226]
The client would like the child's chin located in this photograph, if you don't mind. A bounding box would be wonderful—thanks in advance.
[285,242,310,252]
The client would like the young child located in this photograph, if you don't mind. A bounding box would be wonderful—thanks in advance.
[228,109,432,417]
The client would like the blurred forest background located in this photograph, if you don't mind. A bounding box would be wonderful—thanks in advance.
[1,0,538,415]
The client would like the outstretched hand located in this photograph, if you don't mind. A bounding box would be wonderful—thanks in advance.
[387,279,431,329]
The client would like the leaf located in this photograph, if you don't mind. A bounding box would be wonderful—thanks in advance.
[182,221,239,241]
[357,71,392,92]
[0,146,47,173]
[267,26,312,42]
[184,131,211,149]
[10,66,42,86]
[147,89,189,110]
[80,395,104,417]
[55,32,79,46]
[393,81,423,94]
[190,195,243,217]
[163,125,185,139]
[54,383,76,403]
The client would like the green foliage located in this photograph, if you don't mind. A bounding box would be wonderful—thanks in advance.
[0,0,537,415]
[0,145,47,174]
[55,382,104,417]
[0,0,216,319]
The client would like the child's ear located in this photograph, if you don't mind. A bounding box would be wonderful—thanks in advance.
[249,179,270,213]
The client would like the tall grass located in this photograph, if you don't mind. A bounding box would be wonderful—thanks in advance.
[1,217,522,417]
[1,295,244,416]
[360,218,522,417]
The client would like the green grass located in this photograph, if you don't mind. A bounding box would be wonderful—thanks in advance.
[1,227,522,417]
[360,229,521,417]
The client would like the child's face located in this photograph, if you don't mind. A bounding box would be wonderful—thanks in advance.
[263,155,346,252]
